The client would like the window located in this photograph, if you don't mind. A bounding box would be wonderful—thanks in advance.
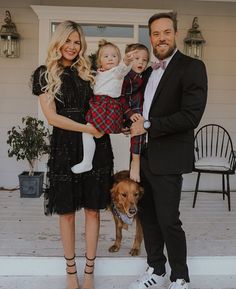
[52,23,134,38]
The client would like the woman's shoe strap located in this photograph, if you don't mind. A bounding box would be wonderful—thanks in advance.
[67,270,77,275]
[67,262,76,267]
[64,254,76,261]
[85,254,96,261]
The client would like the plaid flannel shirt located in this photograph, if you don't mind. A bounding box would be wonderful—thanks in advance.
[120,70,146,154]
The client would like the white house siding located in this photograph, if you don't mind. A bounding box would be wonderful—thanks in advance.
[0,0,236,191]
[0,1,39,187]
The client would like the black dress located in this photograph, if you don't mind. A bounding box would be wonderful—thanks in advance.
[32,65,114,214]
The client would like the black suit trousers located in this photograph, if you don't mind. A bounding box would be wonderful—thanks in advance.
[139,152,190,282]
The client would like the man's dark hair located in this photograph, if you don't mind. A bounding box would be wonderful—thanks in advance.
[148,12,178,35]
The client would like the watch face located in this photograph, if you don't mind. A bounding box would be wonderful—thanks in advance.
[144,120,151,129]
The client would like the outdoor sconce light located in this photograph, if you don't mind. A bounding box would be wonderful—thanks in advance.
[0,10,20,58]
[184,17,205,60]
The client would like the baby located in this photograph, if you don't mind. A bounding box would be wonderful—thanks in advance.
[71,39,138,174]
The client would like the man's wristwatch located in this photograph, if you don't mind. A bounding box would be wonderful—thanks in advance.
[143,120,151,130]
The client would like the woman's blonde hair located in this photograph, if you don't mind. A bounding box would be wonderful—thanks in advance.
[96,39,121,68]
[42,20,94,100]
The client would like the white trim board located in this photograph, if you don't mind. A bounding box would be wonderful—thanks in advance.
[1,256,236,276]
[31,6,170,24]
[31,5,171,74]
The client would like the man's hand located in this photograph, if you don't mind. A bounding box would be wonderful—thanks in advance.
[130,113,142,122]
[130,116,146,137]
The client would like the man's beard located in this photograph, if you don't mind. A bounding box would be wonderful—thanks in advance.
[153,43,176,60]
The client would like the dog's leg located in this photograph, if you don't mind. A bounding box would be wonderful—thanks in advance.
[129,216,143,256]
[108,216,123,253]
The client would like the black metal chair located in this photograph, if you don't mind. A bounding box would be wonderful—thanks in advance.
[193,124,236,211]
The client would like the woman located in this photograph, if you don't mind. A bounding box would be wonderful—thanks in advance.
[32,21,114,289]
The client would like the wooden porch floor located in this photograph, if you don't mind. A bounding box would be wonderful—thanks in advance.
[0,189,236,257]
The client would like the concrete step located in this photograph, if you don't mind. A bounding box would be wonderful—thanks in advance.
[1,256,236,288]
[1,256,236,276]
[1,275,236,289]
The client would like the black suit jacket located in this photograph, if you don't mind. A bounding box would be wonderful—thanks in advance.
[144,50,208,175]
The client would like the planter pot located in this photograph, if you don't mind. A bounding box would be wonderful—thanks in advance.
[18,171,44,198]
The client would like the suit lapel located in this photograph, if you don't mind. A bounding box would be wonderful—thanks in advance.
[150,50,182,110]
[142,66,152,87]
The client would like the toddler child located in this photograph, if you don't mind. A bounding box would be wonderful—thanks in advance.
[122,43,149,182]
[71,39,138,174]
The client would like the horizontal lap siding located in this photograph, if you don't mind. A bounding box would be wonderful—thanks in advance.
[0,4,39,187]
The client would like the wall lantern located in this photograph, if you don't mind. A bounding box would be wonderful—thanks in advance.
[0,10,20,58]
[184,17,205,60]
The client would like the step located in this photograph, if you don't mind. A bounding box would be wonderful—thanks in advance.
[1,275,236,289]
[1,256,236,276]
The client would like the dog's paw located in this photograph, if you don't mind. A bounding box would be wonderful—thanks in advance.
[129,248,140,256]
[108,244,120,253]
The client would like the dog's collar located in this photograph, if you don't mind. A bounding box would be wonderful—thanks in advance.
[111,203,134,225]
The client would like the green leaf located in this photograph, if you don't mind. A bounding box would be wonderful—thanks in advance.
[6,116,50,174]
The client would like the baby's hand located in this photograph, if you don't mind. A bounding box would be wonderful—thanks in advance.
[124,50,138,65]
[121,127,130,136]
[130,113,142,122]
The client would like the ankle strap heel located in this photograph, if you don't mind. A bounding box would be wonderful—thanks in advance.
[84,254,96,274]
[65,254,77,274]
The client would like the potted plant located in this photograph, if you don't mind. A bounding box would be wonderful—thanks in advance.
[7,116,50,198]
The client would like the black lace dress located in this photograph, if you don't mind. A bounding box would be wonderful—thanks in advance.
[32,65,114,214]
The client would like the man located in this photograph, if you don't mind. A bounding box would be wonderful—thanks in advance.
[128,12,207,289]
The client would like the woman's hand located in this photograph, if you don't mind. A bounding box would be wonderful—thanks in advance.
[88,125,104,138]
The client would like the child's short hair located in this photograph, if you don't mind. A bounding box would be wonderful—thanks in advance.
[125,43,149,62]
[96,39,121,68]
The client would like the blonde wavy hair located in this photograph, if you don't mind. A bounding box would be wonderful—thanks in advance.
[42,20,94,101]
[96,39,121,68]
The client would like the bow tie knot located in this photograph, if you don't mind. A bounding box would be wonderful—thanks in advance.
[151,60,166,70]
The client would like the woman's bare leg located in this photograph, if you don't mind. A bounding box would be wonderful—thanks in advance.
[60,213,79,289]
[82,209,100,289]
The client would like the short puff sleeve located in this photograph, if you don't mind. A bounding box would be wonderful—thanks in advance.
[32,65,47,96]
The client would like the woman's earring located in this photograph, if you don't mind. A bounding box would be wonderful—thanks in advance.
[55,51,60,58]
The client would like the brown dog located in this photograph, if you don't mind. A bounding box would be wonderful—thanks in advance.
[109,170,144,256]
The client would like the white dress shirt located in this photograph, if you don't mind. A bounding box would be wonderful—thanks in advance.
[143,49,177,120]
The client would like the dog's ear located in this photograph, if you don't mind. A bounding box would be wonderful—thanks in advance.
[138,185,144,199]
[111,183,119,201]
[110,184,116,196]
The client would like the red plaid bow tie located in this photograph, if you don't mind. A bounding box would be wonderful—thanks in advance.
[151,60,166,70]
